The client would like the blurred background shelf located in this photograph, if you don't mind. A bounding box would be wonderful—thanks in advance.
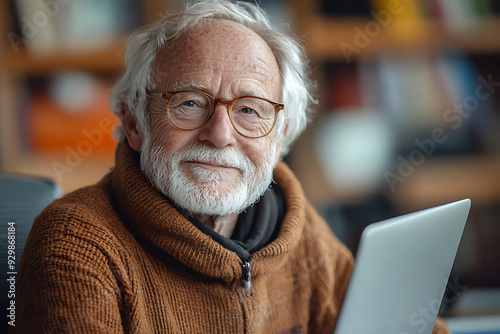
[3,43,125,75]
[285,0,500,208]
[445,314,500,334]
[303,17,500,61]
[390,154,500,211]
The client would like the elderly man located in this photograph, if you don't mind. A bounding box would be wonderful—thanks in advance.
[14,1,450,333]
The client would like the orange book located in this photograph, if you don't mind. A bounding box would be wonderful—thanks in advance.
[27,81,120,155]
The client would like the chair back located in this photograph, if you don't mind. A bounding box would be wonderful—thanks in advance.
[0,174,62,330]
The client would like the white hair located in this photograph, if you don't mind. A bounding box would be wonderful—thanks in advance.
[109,0,316,157]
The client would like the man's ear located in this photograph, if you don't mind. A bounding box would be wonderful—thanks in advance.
[121,102,143,152]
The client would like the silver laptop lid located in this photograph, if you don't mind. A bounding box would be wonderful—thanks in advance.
[335,199,471,334]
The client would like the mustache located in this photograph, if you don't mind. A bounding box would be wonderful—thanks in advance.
[169,144,253,173]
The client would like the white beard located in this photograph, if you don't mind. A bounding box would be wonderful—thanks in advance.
[140,137,276,217]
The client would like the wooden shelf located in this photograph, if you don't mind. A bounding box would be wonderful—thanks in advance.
[4,41,126,76]
[390,154,500,212]
[299,16,500,61]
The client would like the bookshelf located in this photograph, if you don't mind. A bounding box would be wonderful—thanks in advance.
[291,0,500,59]
[287,0,500,212]
[0,0,179,194]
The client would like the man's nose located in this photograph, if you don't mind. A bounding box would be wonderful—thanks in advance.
[197,104,237,148]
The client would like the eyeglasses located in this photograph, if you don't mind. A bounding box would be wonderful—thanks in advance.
[147,90,284,138]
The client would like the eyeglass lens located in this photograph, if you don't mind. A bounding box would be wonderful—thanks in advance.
[167,91,276,137]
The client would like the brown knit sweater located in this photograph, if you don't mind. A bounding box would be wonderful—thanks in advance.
[13,142,450,333]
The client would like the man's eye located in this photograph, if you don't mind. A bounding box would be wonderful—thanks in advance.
[239,108,257,115]
[181,101,199,108]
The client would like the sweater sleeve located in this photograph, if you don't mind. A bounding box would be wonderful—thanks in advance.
[11,206,127,333]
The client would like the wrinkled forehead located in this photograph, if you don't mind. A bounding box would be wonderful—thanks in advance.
[152,19,281,91]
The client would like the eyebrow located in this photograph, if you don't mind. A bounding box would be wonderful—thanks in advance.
[170,82,208,92]
[169,82,270,100]
[239,88,263,98]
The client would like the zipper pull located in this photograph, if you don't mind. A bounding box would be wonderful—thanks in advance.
[241,261,253,297]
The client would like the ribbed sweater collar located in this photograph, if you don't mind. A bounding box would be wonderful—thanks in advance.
[111,141,306,282]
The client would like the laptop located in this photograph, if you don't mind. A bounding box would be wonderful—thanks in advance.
[334,199,471,334]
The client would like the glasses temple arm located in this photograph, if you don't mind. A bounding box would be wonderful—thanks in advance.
[147,92,163,97]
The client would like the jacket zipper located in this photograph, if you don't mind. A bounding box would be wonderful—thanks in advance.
[241,261,253,297]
